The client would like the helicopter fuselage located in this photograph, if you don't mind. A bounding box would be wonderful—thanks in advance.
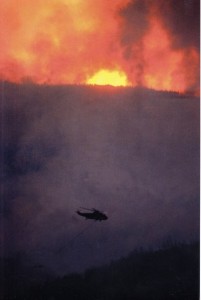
[77,210,108,221]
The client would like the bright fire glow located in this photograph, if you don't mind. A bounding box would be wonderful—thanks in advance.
[87,69,130,86]
[0,0,199,94]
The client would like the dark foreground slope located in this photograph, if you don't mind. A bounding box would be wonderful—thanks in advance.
[4,242,199,300]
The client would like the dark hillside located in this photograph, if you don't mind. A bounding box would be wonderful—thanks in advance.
[4,242,199,300]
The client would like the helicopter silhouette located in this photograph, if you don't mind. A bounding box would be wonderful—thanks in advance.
[76,207,108,221]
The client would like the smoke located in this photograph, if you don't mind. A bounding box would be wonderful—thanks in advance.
[0,0,129,84]
[118,0,200,92]
[156,0,200,50]
[0,0,199,93]
[2,83,199,274]
[119,0,200,49]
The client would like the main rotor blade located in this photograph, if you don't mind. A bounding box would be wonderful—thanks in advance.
[79,207,94,211]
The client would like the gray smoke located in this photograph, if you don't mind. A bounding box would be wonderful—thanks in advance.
[1,83,199,274]
[119,0,200,50]
[118,0,200,90]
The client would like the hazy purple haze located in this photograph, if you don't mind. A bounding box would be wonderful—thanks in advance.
[1,83,199,274]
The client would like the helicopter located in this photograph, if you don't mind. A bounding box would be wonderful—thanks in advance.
[76,207,108,221]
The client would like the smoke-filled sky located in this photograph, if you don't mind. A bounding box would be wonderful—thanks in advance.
[0,0,200,93]
[1,82,199,274]
[0,0,200,276]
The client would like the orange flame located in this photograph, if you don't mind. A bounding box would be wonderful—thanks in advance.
[0,0,199,94]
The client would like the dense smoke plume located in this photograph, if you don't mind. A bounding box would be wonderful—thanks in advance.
[1,83,199,274]
[0,0,199,93]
